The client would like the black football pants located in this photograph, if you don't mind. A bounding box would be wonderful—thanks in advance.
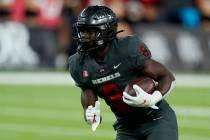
[115,107,178,140]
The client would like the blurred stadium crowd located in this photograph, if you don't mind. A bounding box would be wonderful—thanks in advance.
[0,0,210,71]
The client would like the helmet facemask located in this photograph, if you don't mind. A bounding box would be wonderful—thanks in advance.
[73,24,117,54]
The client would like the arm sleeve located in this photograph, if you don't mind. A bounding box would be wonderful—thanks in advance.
[126,35,151,70]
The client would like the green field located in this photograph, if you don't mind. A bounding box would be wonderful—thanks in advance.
[0,85,210,140]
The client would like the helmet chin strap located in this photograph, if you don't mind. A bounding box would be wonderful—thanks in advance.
[78,41,109,64]
[89,45,109,63]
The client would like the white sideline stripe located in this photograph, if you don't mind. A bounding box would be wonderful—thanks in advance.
[173,106,210,117]
[1,106,210,121]
[0,72,210,87]
[0,72,75,85]
[175,74,210,87]
[0,123,115,138]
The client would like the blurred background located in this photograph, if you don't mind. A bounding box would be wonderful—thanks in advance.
[0,0,210,71]
[0,0,210,140]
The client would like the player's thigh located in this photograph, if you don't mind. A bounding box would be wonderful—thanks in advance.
[116,130,139,140]
[147,109,178,140]
[147,127,178,140]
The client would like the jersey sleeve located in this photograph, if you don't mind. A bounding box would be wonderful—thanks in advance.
[126,35,151,70]
[68,55,89,90]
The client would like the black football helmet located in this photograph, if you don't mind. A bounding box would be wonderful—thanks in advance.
[73,6,118,54]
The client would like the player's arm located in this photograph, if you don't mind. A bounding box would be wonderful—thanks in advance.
[123,59,175,109]
[68,57,101,131]
[81,89,101,131]
[81,89,98,110]
[122,36,175,108]
[141,59,175,97]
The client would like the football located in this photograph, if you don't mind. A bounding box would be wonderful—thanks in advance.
[124,76,156,96]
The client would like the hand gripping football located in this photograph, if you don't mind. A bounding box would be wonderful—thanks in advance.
[124,76,156,96]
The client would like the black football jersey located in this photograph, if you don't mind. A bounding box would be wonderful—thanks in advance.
[69,35,167,121]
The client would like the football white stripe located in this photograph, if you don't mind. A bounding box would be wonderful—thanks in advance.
[173,106,210,117]
[1,106,210,121]
[0,72,210,87]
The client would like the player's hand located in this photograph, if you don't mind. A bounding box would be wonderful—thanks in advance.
[123,84,162,109]
[85,101,101,132]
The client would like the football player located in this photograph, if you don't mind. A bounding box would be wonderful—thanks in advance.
[69,5,178,140]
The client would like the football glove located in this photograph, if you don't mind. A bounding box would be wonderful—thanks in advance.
[85,101,101,132]
[123,84,162,109]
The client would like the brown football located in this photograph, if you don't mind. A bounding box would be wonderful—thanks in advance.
[124,76,156,96]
